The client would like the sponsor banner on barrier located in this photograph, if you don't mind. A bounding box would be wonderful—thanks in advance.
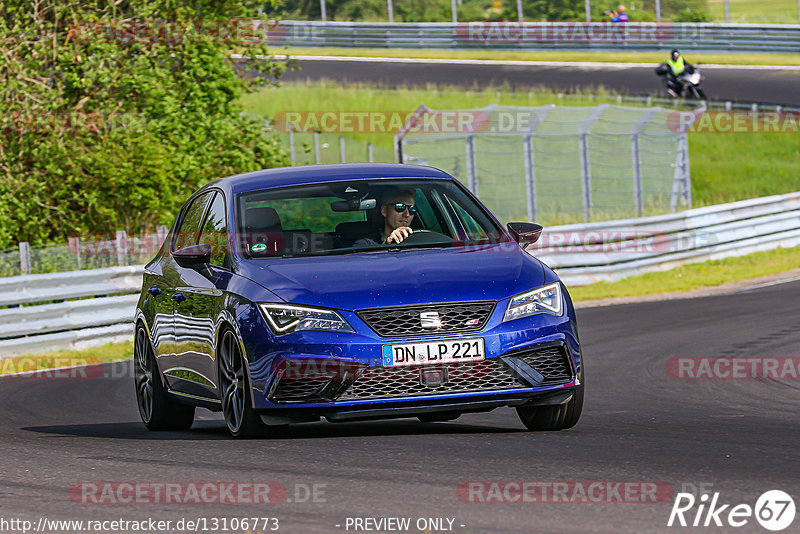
[456,480,674,503]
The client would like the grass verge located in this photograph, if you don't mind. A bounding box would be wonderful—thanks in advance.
[568,244,800,302]
[0,342,132,376]
[282,47,800,67]
[243,81,800,209]
[707,0,800,24]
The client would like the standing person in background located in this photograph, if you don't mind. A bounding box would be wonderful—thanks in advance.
[606,5,629,21]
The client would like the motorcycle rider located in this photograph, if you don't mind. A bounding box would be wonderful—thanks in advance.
[656,49,695,97]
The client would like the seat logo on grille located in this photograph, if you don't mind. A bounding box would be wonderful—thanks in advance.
[420,311,443,329]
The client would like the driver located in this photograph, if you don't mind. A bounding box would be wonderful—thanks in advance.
[354,189,416,246]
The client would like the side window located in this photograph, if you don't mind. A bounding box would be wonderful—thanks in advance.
[244,197,365,232]
[449,197,489,241]
[173,192,212,251]
[198,192,228,266]
[413,190,444,234]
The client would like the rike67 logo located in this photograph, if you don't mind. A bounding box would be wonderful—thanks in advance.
[668,490,795,531]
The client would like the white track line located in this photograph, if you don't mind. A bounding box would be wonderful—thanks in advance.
[285,54,800,71]
[738,275,800,292]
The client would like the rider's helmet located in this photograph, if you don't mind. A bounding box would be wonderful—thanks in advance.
[671,49,680,60]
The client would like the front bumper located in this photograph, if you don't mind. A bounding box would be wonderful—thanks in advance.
[253,340,579,423]
[260,387,579,424]
[240,291,582,414]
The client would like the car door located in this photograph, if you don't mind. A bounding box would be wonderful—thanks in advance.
[170,191,229,399]
[144,254,178,366]
[160,191,213,395]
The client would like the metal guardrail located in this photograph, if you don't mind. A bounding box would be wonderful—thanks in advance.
[534,192,800,285]
[270,21,800,53]
[1,192,799,356]
[0,295,139,339]
[0,266,143,307]
[0,267,143,357]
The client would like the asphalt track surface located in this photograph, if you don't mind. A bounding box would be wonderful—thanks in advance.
[282,57,800,107]
[1,279,799,533]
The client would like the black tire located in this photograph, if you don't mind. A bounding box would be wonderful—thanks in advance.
[694,88,707,100]
[516,379,584,431]
[218,328,267,439]
[417,411,461,423]
[134,325,195,431]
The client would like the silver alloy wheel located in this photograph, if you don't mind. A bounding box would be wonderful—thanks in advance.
[134,327,153,423]
[219,330,246,433]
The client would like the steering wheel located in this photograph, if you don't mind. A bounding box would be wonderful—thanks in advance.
[396,229,452,245]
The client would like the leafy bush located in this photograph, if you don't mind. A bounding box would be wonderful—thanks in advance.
[0,1,289,249]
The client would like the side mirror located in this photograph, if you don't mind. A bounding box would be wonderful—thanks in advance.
[172,243,211,267]
[507,222,543,248]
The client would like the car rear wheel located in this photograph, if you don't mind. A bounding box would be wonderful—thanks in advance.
[516,380,584,431]
[218,329,267,439]
[134,325,195,431]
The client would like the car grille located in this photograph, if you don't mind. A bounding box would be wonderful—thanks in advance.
[356,301,495,338]
[507,344,574,385]
[268,344,574,403]
[337,359,524,401]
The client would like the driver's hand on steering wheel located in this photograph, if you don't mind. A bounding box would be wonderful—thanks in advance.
[385,227,413,244]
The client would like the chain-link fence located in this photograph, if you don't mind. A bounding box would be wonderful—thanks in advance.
[398,104,697,225]
[0,230,167,278]
[269,128,395,165]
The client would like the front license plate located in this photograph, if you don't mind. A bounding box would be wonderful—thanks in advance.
[382,338,485,367]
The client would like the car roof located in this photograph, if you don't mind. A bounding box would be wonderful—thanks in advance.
[205,164,455,195]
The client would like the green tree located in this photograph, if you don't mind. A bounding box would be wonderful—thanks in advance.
[0,0,289,248]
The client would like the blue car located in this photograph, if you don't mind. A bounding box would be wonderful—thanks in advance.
[134,164,584,438]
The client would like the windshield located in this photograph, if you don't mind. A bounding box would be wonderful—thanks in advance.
[236,179,510,258]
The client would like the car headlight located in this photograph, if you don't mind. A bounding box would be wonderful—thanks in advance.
[503,282,563,322]
[258,303,355,336]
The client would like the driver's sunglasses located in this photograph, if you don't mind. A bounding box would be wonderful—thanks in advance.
[388,202,417,215]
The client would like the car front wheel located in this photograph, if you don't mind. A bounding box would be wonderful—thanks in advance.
[218,329,268,438]
[516,378,584,431]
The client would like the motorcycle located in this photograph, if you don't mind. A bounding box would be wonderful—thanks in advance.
[655,63,706,100]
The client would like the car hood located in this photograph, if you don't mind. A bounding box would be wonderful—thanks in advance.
[238,244,548,310]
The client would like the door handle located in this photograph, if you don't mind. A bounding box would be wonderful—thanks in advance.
[148,286,161,297]
[171,292,186,303]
